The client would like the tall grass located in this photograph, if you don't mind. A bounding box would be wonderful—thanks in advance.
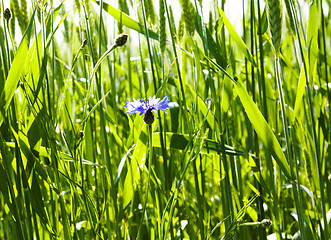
[0,0,330,239]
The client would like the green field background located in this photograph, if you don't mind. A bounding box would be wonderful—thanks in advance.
[0,0,330,239]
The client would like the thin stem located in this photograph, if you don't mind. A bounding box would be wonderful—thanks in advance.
[137,124,153,240]
[4,19,11,69]
[305,75,329,240]
[83,42,117,121]
[164,0,192,135]
[275,57,306,239]
[288,1,329,238]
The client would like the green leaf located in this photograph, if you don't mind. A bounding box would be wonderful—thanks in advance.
[0,26,8,80]
[152,132,244,156]
[293,59,307,121]
[114,147,134,186]
[122,120,148,207]
[294,1,318,122]
[218,8,257,67]
[0,7,37,125]
[59,194,72,240]
[205,56,291,179]
[30,173,50,228]
[307,0,318,78]
[92,0,159,40]
[45,11,70,49]
[205,28,227,69]
[234,80,291,179]
[0,164,15,218]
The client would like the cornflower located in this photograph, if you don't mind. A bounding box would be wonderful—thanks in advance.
[124,95,170,124]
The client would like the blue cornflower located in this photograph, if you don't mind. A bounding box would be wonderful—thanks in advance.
[124,95,170,124]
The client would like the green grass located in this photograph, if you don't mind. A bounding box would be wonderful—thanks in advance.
[0,0,330,239]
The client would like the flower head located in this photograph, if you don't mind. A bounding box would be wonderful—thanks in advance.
[124,95,170,124]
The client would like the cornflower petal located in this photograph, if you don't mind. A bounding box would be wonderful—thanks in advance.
[148,96,160,109]
[124,98,145,114]
[155,95,170,112]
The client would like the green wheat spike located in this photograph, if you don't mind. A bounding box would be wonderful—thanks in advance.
[10,0,16,37]
[178,13,185,42]
[21,0,29,31]
[180,0,195,36]
[159,0,166,56]
[168,5,177,42]
[266,0,283,57]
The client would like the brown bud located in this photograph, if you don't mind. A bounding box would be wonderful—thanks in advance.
[115,33,128,47]
[78,131,84,139]
[144,109,154,125]
[4,8,11,21]
[261,219,272,228]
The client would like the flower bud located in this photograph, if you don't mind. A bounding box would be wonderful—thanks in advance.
[260,219,272,228]
[4,8,11,21]
[78,131,84,139]
[144,109,155,125]
[115,33,128,47]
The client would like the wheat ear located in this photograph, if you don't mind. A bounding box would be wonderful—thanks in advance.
[159,0,166,56]
[266,0,283,57]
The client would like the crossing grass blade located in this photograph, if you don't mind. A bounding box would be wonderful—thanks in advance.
[152,132,244,156]
[234,80,291,179]
[219,8,257,67]
[92,0,159,40]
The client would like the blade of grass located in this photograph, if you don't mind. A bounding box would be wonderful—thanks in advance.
[218,8,257,67]
[205,56,291,179]
[0,7,36,125]
[92,0,159,40]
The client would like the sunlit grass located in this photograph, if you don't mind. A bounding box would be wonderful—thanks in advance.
[0,0,330,239]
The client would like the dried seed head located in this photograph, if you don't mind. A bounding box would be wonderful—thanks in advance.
[4,8,11,21]
[115,33,128,47]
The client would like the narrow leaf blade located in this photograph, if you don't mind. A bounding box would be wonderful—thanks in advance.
[235,80,291,179]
